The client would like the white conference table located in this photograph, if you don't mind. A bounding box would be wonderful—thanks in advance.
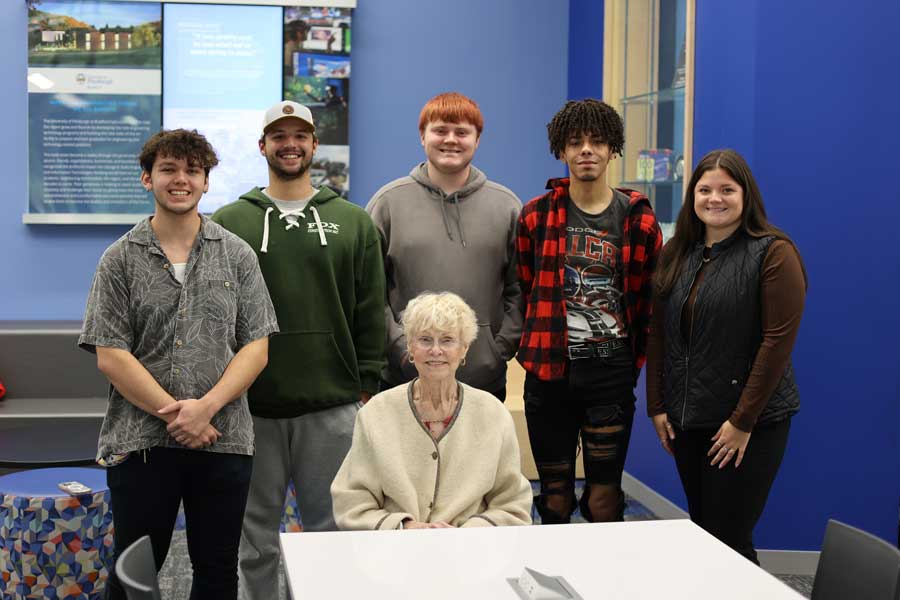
[280,518,805,599]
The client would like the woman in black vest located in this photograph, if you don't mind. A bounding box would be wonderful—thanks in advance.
[646,149,807,563]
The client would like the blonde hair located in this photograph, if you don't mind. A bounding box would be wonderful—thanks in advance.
[401,292,478,347]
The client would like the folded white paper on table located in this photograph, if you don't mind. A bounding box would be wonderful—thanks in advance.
[507,567,584,600]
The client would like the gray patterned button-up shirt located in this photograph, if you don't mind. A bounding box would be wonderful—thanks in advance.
[79,215,279,459]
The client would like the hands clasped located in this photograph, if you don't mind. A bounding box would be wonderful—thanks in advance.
[159,399,221,449]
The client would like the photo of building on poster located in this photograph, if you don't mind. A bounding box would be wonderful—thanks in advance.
[29,0,161,68]
[26,0,162,221]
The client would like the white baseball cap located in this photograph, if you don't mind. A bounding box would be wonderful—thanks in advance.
[262,100,315,133]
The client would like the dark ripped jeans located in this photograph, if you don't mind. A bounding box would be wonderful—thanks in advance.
[524,347,635,523]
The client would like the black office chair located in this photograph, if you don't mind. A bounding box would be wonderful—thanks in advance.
[114,535,162,600]
[811,519,900,600]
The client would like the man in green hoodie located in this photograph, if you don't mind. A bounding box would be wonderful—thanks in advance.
[212,100,385,600]
[366,92,522,401]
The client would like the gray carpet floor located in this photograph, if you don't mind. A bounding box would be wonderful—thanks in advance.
[156,488,814,599]
[157,530,286,600]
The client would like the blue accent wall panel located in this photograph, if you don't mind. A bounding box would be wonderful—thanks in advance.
[350,0,567,211]
[747,0,900,550]
[624,0,900,550]
[567,0,603,101]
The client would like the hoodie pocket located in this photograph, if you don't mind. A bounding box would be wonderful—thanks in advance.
[483,323,506,361]
[256,331,359,403]
[457,324,504,387]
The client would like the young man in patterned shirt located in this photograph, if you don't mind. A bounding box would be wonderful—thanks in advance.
[516,100,662,524]
[79,129,278,599]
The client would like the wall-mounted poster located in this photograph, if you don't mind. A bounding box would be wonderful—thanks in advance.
[24,0,356,225]
[26,0,162,223]
[162,2,282,215]
[284,6,352,199]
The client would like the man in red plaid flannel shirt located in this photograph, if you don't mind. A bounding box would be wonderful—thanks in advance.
[516,99,662,524]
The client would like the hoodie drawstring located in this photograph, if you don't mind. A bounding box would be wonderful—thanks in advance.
[260,206,274,253]
[439,192,466,247]
[310,205,328,246]
[438,192,454,241]
[452,194,466,247]
[262,203,327,249]
[408,162,481,247]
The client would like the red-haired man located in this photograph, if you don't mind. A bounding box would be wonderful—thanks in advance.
[367,92,522,401]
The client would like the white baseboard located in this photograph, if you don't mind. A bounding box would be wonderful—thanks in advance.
[621,471,688,520]
[622,471,820,576]
[757,550,820,576]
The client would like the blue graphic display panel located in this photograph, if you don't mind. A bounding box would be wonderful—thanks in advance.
[163,3,282,214]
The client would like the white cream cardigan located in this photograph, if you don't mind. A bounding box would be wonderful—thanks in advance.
[331,381,533,530]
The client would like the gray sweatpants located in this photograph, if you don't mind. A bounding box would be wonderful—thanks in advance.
[239,402,359,600]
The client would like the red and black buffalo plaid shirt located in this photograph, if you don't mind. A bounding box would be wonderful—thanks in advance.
[516,178,662,381]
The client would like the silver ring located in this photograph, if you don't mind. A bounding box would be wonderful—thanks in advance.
[727,447,735,453]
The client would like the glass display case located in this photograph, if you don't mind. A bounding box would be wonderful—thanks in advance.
[603,0,694,238]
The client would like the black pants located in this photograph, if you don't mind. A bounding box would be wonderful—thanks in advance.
[524,353,636,523]
[104,447,253,600]
[672,417,791,564]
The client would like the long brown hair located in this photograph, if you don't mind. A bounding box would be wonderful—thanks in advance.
[654,149,806,297]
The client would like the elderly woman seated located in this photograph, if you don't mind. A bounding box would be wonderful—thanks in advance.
[331,292,532,530]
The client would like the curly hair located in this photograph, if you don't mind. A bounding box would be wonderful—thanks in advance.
[546,99,625,159]
[139,129,219,175]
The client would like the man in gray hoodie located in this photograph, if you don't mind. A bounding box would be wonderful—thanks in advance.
[366,92,522,400]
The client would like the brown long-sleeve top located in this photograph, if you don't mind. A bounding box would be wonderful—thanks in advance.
[645,240,806,432]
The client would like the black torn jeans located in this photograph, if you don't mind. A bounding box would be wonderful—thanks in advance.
[524,347,636,523]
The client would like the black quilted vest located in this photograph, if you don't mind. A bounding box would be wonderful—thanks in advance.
[662,232,799,430]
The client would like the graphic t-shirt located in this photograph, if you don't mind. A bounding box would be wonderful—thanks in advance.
[565,191,630,346]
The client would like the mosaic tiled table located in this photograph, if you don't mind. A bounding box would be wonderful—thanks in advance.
[0,468,113,599]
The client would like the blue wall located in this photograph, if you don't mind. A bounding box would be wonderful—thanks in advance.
[8,0,898,553]
[1,0,567,320]
[621,0,900,550]
[351,0,567,210]
[567,0,603,101]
